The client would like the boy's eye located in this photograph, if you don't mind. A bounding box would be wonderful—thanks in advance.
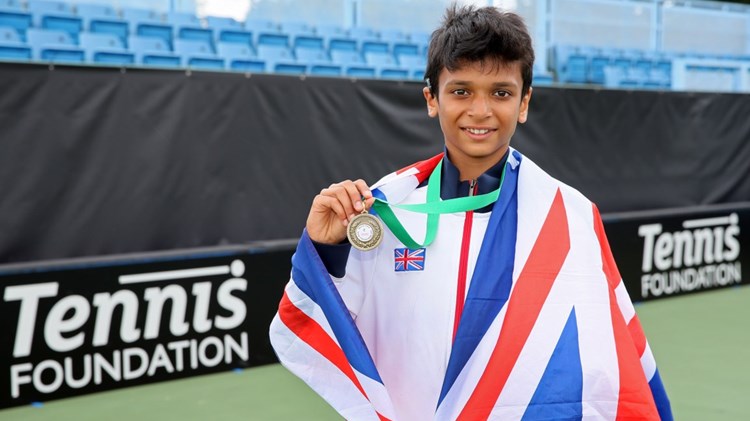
[494,90,510,97]
[452,89,469,96]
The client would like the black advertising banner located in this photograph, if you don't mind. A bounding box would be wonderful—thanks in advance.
[2,62,750,264]
[0,243,295,409]
[603,203,749,302]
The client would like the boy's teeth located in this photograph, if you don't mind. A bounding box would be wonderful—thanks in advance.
[467,128,489,135]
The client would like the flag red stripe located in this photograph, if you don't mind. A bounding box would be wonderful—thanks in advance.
[279,292,393,421]
[457,189,570,420]
[627,316,648,357]
[593,206,659,419]
[395,153,444,184]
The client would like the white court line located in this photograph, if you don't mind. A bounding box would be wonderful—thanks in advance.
[682,215,732,229]
[119,265,230,284]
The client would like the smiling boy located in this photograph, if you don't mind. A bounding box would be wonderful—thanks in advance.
[270,5,672,420]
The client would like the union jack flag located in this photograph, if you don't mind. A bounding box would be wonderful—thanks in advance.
[394,248,425,272]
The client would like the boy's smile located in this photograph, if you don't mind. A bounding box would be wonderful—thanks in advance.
[424,60,532,180]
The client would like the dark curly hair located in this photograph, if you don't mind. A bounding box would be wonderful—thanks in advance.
[424,4,535,99]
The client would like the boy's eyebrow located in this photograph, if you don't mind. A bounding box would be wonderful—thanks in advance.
[444,80,519,88]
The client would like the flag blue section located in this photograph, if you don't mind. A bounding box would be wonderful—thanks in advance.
[291,232,383,383]
[521,308,583,421]
[437,154,521,407]
[649,369,673,421]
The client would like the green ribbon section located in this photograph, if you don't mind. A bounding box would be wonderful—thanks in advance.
[371,158,507,249]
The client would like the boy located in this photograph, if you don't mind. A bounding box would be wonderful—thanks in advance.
[270,5,672,420]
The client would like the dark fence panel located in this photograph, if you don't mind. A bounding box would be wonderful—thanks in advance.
[1,63,748,263]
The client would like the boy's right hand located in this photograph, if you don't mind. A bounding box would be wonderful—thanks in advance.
[306,179,375,245]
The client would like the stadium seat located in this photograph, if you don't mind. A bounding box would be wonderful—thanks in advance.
[361,40,389,56]
[174,38,224,70]
[168,10,212,50]
[274,62,306,75]
[559,53,588,84]
[588,54,611,84]
[345,65,376,78]
[0,8,31,41]
[79,32,133,65]
[293,35,328,64]
[328,37,357,53]
[217,41,264,72]
[411,67,425,81]
[309,64,342,77]
[75,4,128,45]
[122,7,172,49]
[28,0,82,43]
[257,32,289,47]
[206,16,252,46]
[128,35,180,67]
[0,25,31,60]
[26,27,84,62]
[379,68,409,80]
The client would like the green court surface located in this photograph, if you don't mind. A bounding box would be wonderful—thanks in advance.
[2,286,748,421]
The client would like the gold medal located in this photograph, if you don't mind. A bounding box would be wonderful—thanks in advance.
[347,207,384,251]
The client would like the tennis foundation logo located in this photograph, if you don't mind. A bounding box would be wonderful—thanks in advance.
[3,260,249,402]
[638,213,742,298]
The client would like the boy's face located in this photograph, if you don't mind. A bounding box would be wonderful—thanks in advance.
[423,60,531,175]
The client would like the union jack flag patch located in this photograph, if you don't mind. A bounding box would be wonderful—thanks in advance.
[394,248,426,272]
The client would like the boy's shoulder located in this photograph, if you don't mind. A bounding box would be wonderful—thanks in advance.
[516,150,596,211]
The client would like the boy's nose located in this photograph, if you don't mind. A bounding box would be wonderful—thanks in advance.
[467,96,492,117]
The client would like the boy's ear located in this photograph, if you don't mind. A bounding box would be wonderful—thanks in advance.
[517,87,533,123]
[423,87,438,118]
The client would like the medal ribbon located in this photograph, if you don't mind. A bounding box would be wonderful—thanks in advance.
[371,158,507,249]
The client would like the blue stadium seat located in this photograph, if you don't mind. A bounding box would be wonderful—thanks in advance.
[588,55,611,84]
[0,25,30,60]
[128,35,180,67]
[0,3,31,41]
[174,38,224,70]
[27,27,84,62]
[558,54,588,83]
[217,41,264,72]
[79,32,133,65]
[75,4,128,45]
[293,35,328,64]
[257,32,289,47]
[28,0,82,43]
[361,40,389,56]
[379,68,409,80]
[411,67,425,81]
[328,37,357,53]
[168,10,212,50]
[122,7,172,49]
[274,62,306,75]
[206,16,252,46]
[345,65,376,78]
[245,18,278,36]
[309,64,342,77]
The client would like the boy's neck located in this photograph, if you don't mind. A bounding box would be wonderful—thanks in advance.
[447,149,508,181]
